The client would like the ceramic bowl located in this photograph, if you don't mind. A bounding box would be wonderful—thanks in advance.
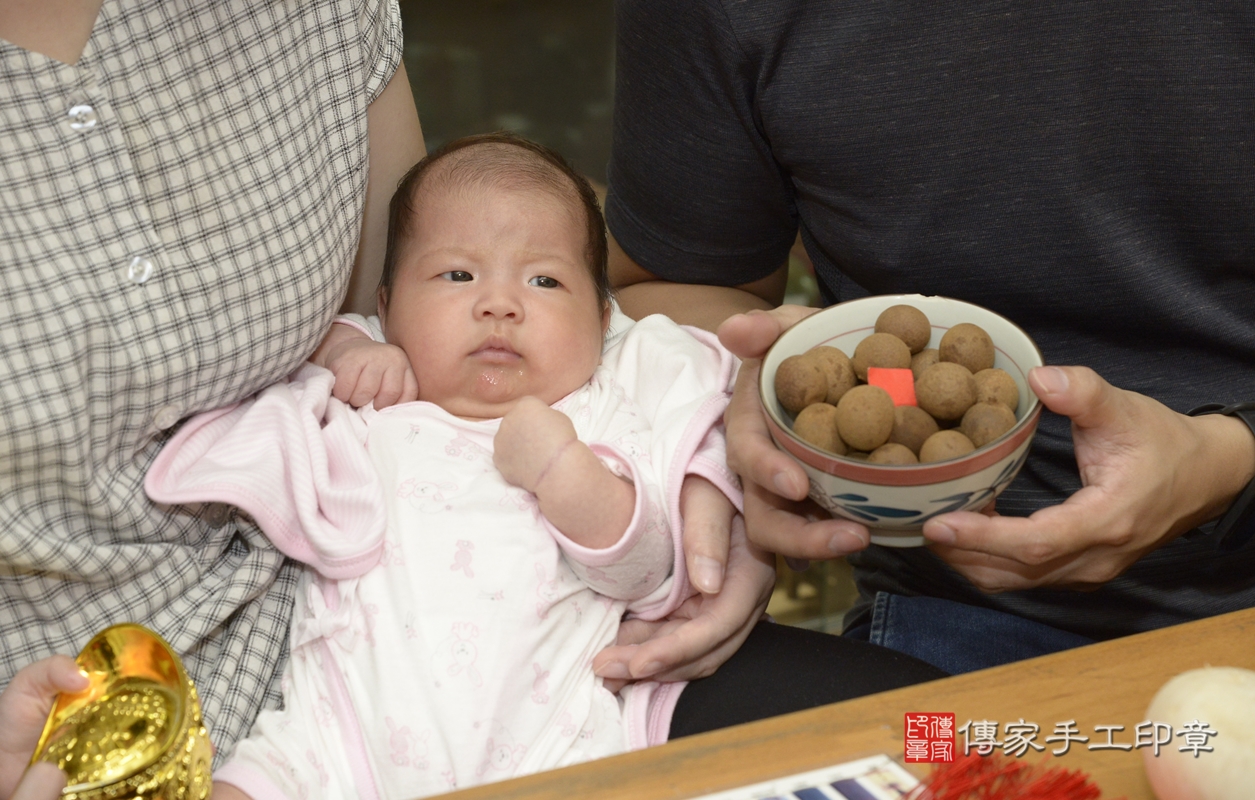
[759,294,1044,547]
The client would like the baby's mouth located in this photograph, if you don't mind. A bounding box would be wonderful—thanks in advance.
[471,336,521,363]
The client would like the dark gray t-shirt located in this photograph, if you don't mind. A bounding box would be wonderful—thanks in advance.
[606,0,1255,639]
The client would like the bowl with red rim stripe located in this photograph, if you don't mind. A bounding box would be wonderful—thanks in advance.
[759,294,1044,547]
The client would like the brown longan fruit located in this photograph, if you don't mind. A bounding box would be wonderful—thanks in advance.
[835,385,896,452]
[939,323,995,374]
[851,333,912,381]
[974,368,1019,412]
[775,353,828,414]
[792,403,847,455]
[809,346,858,404]
[919,430,976,463]
[888,405,941,456]
[910,348,940,381]
[868,442,919,465]
[959,401,1017,448]
[874,305,932,354]
[915,362,977,422]
[845,451,870,461]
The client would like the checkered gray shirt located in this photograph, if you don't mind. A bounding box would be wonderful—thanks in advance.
[0,0,401,758]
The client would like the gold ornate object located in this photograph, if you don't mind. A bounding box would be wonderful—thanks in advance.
[30,624,212,799]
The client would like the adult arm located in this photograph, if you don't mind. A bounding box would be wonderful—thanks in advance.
[609,235,787,331]
[340,62,426,317]
[593,0,878,683]
[605,0,798,330]
[920,366,1255,591]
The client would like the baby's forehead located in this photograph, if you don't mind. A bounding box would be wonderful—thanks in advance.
[417,143,582,211]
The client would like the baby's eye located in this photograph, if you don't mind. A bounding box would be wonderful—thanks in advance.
[528,276,560,289]
[440,270,473,282]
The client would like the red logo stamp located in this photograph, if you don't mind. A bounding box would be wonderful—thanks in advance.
[905,713,955,763]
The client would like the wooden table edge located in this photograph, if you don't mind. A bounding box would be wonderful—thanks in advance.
[434,608,1255,800]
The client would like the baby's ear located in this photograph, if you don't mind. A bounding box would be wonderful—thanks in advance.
[600,302,612,334]
[377,287,390,326]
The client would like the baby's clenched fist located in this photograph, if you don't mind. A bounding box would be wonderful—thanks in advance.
[493,397,579,493]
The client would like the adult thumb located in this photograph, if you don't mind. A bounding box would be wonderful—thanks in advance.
[25,655,90,698]
[1028,365,1126,431]
[716,306,818,361]
[11,763,67,800]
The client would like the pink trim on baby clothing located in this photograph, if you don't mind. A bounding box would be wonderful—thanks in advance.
[214,759,298,800]
[144,364,386,580]
[212,639,383,800]
[542,444,645,568]
[622,679,687,750]
[315,639,384,800]
[330,315,374,338]
[633,393,739,622]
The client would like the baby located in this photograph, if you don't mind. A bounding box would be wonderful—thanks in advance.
[145,133,740,799]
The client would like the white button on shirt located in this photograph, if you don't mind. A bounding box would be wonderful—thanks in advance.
[153,405,182,430]
[127,256,153,284]
[67,103,97,131]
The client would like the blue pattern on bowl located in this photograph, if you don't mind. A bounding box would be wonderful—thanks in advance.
[811,451,1029,527]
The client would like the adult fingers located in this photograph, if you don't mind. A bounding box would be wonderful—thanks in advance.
[679,476,734,594]
[624,621,749,683]
[721,353,870,558]
[925,540,1069,593]
[625,519,775,682]
[742,479,871,559]
[5,655,88,710]
[922,487,1134,588]
[592,619,670,692]
[923,368,1146,569]
[723,359,809,501]
[10,763,67,800]
[593,519,775,683]
[925,486,1107,559]
[716,305,819,361]
[1029,366,1132,434]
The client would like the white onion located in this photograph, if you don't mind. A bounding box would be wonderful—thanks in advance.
[1143,666,1255,800]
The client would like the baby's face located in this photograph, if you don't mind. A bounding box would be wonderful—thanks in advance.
[380,181,607,420]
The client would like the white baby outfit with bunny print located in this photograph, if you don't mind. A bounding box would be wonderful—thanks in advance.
[150,315,739,800]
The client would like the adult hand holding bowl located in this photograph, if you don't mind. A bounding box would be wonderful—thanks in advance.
[757,294,1044,547]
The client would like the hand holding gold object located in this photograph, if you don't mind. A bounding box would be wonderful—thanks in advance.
[29,624,212,800]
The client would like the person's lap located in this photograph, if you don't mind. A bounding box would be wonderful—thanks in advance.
[668,619,947,738]
[843,592,1093,675]
[668,592,1095,739]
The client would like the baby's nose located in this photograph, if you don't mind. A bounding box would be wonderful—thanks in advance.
[476,286,523,318]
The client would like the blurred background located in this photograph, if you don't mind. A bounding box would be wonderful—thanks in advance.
[401,0,847,632]
[401,0,614,183]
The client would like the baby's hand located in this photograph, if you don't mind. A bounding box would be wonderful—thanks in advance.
[494,397,579,493]
[312,325,418,409]
[0,655,89,800]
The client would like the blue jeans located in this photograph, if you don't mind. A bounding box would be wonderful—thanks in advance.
[844,592,1093,674]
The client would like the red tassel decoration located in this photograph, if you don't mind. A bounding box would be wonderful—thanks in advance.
[909,752,1115,800]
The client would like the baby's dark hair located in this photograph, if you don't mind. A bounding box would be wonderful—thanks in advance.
[378,131,610,310]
